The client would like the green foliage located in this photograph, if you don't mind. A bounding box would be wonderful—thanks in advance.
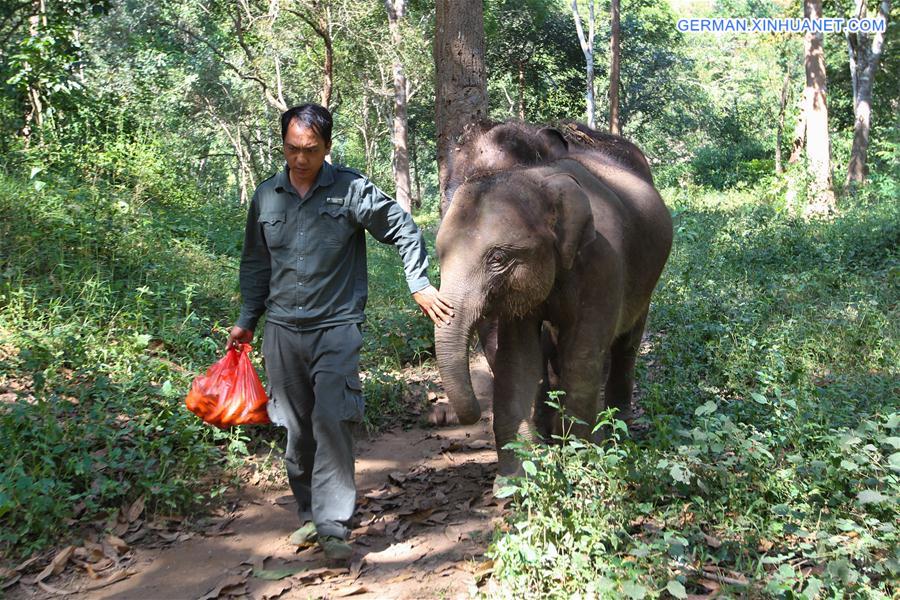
[0,158,244,555]
[488,184,899,597]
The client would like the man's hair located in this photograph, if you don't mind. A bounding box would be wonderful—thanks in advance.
[281,104,333,144]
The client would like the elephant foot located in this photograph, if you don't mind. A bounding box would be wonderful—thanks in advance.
[421,402,459,427]
[492,469,524,498]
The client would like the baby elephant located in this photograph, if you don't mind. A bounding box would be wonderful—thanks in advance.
[434,122,672,480]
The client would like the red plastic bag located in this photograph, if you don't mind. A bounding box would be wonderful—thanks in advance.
[185,344,270,428]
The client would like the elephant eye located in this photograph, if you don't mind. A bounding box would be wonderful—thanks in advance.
[487,248,505,266]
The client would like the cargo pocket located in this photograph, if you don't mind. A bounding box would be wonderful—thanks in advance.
[342,373,365,423]
[259,212,288,248]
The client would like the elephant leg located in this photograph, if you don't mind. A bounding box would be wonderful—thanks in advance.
[477,319,499,373]
[492,318,543,479]
[557,324,613,443]
[604,309,648,422]
[534,322,560,442]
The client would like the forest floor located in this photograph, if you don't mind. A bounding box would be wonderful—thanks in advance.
[8,355,502,600]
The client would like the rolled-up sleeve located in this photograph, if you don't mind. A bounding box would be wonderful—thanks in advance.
[237,194,271,330]
[353,179,430,294]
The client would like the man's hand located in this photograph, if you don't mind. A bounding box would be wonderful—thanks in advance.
[412,285,455,327]
[227,325,254,351]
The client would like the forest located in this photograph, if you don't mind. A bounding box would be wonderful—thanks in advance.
[0,0,897,597]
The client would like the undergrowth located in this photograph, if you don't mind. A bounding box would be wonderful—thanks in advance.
[487,184,899,598]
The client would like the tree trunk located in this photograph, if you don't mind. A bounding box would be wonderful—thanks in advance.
[517,60,526,120]
[775,70,791,174]
[571,0,596,128]
[385,0,412,212]
[410,123,422,209]
[22,0,46,146]
[802,0,835,216]
[292,5,334,109]
[319,9,333,109]
[434,0,488,213]
[788,88,807,164]
[609,0,621,135]
[846,0,890,187]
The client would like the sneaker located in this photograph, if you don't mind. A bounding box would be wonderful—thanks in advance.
[318,535,352,561]
[289,521,318,546]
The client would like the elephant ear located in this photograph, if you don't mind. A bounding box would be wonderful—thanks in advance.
[543,172,597,270]
[537,127,569,161]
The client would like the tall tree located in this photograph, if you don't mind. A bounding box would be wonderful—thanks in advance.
[846,0,890,187]
[801,0,836,215]
[434,0,488,212]
[570,0,597,128]
[608,0,621,134]
[385,0,412,212]
[1,0,108,146]
[286,1,335,108]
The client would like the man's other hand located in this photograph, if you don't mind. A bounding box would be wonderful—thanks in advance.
[228,325,254,350]
[413,285,455,327]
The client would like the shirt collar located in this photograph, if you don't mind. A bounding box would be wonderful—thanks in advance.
[275,161,335,198]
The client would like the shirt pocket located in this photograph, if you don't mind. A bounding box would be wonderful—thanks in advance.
[318,203,355,247]
[259,212,288,249]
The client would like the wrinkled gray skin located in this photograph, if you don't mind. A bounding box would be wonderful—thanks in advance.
[435,122,672,479]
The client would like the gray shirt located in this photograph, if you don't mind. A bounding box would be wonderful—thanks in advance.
[237,162,430,331]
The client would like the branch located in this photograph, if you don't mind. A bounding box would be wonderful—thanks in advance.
[158,17,286,112]
[571,0,590,54]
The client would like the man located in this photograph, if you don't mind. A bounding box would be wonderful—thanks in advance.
[228,104,453,561]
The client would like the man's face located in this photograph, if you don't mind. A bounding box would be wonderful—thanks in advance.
[283,119,331,184]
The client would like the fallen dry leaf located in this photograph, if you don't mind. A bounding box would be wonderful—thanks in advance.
[81,568,137,591]
[467,439,491,450]
[473,559,494,584]
[394,521,411,541]
[14,554,42,572]
[105,535,130,554]
[292,567,347,582]
[35,545,75,582]
[260,580,293,600]
[37,580,70,595]
[205,529,236,537]
[124,528,147,544]
[112,519,130,536]
[704,534,723,549]
[405,507,435,523]
[697,578,721,593]
[364,486,403,501]
[388,471,407,485]
[349,558,364,580]
[126,496,146,523]
[335,584,369,597]
[198,571,251,600]
[0,567,16,579]
[428,511,449,524]
[1,575,21,590]
[241,554,271,572]
[75,543,105,563]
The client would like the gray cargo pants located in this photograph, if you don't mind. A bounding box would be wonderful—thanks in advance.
[262,321,365,540]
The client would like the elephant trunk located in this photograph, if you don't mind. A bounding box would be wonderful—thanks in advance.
[434,289,482,425]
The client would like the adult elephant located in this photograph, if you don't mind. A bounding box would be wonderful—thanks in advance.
[434,123,672,480]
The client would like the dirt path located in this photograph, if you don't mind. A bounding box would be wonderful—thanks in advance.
[10,356,500,600]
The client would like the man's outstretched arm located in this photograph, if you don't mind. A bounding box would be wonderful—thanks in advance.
[354,179,454,327]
